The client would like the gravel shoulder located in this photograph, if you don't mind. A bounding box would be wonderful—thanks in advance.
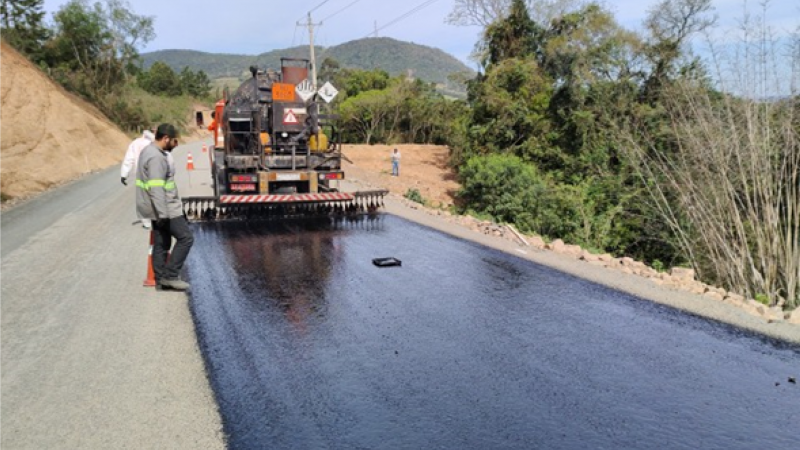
[1,163,225,449]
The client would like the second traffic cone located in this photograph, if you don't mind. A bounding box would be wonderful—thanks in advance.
[186,152,195,171]
[143,230,156,287]
[202,144,207,153]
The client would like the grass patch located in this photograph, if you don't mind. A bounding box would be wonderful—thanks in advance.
[125,86,209,135]
[404,188,425,205]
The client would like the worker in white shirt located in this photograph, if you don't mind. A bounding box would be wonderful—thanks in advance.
[391,148,401,176]
[121,129,157,228]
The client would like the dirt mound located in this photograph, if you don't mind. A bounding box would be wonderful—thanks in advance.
[1,42,130,202]
[342,144,460,208]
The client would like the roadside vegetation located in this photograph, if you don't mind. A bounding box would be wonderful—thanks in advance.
[444,0,799,309]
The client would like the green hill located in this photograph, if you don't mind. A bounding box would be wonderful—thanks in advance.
[141,37,474,89]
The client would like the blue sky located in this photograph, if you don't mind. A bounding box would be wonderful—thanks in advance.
[41,0,797,71]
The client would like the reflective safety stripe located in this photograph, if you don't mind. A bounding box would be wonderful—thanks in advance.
[136,179,176,190]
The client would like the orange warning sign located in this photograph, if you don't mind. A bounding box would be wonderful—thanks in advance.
[272,83,295,102]
[283,110,299,124]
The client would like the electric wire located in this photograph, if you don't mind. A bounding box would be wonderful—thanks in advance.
[297,0,331,22]
[314,0,439,68]
[309,0,333,14]
[367,0,440,38]
[320,0,363,23]
[296,0,442,82]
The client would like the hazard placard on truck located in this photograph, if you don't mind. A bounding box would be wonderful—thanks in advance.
[272,82,295,102]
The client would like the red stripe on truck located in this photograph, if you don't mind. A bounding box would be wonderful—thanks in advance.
[219,193,355,204]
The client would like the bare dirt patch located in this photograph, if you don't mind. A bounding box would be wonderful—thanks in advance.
[342,144,460,209]
[1,42,130,205]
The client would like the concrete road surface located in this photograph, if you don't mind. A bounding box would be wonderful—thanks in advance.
[1,140,224,449]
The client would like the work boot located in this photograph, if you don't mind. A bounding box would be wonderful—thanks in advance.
[159,278,190,291]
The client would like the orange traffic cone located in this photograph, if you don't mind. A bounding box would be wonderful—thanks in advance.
[143,230,156,287]
[202,144,207,153]
[143,229,170,287]
[186,152,195,171]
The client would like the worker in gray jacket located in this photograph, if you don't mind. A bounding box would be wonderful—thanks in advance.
[136,123,194,291]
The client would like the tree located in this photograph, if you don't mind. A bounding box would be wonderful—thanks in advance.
[446,0,508,27]
[465,57,554,162]
[104,0,154,78]
[641,0,716,102]
[180,66,211,98]
[447,0,589,27]
[47,0,155,77]
[538,4,639,86]
[139,61,182,96]
[477,0,539,69]
[44,0,120,98]
[318,57,341,82]
[341,68,390,97]
[1,0,50,60]
[40,0,154,131]
[338,89,393,144]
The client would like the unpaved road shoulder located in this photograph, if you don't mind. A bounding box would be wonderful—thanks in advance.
[1,162,224,449]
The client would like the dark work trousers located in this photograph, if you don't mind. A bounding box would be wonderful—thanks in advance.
[152,216,194,281]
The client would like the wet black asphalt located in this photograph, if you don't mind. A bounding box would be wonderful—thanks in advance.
[186,215,800,450]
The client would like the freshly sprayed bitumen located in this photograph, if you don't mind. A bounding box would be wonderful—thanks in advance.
[186,215,800,450]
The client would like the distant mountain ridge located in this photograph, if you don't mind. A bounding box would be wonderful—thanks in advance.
[141,37,473,87]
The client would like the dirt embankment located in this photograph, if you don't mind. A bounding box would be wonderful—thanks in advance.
[1,42,130,203]
[342,144,460,208]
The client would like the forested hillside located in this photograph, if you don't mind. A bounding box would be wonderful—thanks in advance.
[137,49,254,78]
[141,37,473,87]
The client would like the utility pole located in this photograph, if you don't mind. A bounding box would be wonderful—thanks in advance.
[297,12,322,90]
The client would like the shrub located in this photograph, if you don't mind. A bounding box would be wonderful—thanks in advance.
[457,153,544,233]
[404,188,425,204]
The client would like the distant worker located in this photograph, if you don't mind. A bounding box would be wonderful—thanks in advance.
[391,148,401,177]
[207,111,216,132]
[136,124,194,291]
[121,128,155,228]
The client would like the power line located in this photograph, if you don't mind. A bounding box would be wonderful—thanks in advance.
[297,0,332,22]
[366,0,440,38]
[315,0,440,64]
[291,24,299,47]
[304,0,366,69]
[321,0,364,22]
[296,0,441,75]
[309,0,333,14]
